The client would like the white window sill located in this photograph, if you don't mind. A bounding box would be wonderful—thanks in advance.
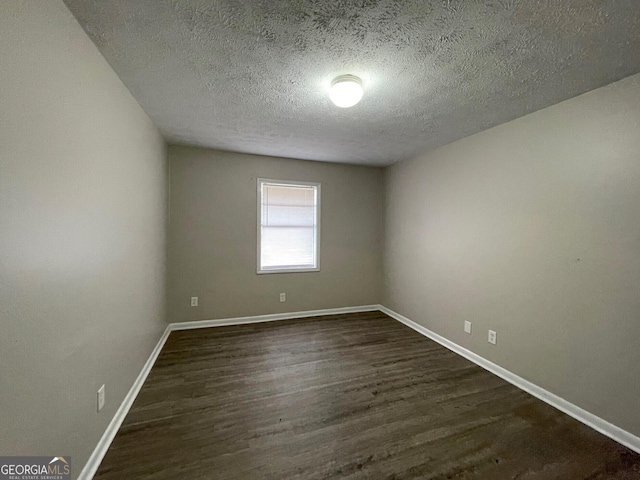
[257,266,320,274]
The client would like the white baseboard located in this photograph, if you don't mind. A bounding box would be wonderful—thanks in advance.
[169,304,381,330]
[378,305,640,455]
[78,325,172,480]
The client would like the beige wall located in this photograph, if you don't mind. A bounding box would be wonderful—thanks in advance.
[168,146,383,321]
[0,2,167,477]
[383,73,640,436]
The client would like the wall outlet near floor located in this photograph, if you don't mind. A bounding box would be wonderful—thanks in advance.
[279,293,286,302]
[97,384,105,412]
[464,321,472,334]
[488,330,497,345]
[190,296,198,307]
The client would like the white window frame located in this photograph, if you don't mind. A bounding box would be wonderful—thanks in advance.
[257,178,321,274]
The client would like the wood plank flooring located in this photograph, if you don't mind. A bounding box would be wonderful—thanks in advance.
[94,311,640,479]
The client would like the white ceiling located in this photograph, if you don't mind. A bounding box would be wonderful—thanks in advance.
[63,0,640,166]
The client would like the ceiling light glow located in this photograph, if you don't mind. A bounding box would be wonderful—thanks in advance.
[330,75,363,108]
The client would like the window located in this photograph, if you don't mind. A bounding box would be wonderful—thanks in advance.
[257,179,320,273]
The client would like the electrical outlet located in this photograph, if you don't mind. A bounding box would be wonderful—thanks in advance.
[279,293,286,302]
[488,330,497,345]
[464,321,472,334]
[191,296,198,307]
[97,385,105,412]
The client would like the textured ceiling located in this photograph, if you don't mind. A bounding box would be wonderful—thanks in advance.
[63,0,640,166]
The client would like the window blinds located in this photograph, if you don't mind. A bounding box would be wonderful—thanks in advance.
[260,181,318,271]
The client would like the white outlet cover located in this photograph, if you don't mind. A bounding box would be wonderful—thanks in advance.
[464,321,472,334]
[97,384,105,412]
[279,293,286,302]
[488,330,497,345]
[191,296,198,307]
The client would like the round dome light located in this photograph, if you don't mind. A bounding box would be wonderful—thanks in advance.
[329,75,363,108]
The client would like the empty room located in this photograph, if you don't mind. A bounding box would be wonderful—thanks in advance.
[2,1,640,479]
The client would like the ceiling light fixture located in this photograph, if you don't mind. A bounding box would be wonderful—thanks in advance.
[329,75,363,108]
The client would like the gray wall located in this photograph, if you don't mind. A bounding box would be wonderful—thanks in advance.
[168,146,383,322]
[383,73,640,436]
[0,2,167,477]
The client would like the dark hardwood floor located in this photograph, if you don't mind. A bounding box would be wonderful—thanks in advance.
[94,311,640,479]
